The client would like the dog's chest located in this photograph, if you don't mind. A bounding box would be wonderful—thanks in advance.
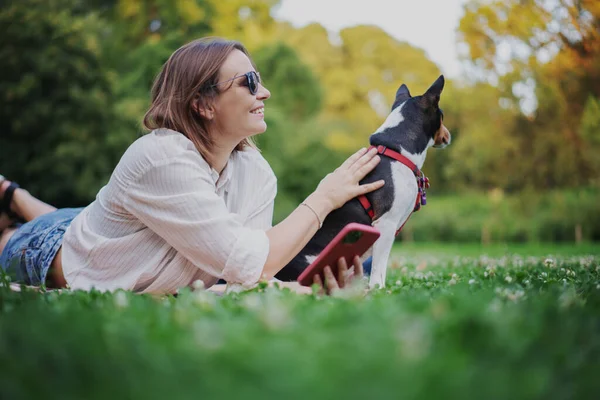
[376,161,419,230]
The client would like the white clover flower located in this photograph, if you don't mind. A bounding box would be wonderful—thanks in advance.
[541,272,548,278]
[505,276,513,283]
[544,258,555,267]
[114,291,129,308]
[191,279,205,291]
[485,265,497,276]
[469,279,476,285]
[448,278,457,286]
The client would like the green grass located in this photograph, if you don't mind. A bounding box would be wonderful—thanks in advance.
[1,244,600,400]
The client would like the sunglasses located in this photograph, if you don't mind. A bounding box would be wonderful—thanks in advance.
[210,71,261,95]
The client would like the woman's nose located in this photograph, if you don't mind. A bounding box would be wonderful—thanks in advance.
[257,84,270,100]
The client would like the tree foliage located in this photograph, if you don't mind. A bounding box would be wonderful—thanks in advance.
[0,0,132,207]
[457,0,600,189]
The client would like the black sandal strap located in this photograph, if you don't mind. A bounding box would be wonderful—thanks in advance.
[1,181,20,217]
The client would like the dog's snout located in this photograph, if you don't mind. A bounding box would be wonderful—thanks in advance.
[443,131,451,144]
[433,124,451,148]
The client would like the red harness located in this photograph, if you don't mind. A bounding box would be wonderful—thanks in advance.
[357,145,429,236]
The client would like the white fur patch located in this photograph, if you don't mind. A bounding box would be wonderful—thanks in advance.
[372,103,405,135]
[404,138,435,170]
[369,162,420,289]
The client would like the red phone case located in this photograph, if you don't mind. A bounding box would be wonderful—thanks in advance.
[297,223,380,287]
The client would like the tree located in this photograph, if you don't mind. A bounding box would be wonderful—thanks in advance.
[0,0,131,207]
[253,42,322,121]
[281,24,443,151]
[458,0,600,188]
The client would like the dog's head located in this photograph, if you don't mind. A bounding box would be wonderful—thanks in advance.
[371,75,451,154]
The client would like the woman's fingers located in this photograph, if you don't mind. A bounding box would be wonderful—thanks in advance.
[357,180,385,196]
[339,147,368,170]
[352,151,381,177]
[324,266,339,294]
[353,255,364,279]
[347,147,379,174]
[337,257,348,288]
[312,258,366,296]
[313,274,325,295]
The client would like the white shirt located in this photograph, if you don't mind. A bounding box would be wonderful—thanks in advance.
[61,128,277,294]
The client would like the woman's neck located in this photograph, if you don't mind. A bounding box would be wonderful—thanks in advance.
[205,139,238,174]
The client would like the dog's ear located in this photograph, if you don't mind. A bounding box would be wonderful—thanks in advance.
[421,75,445,108]
[391,84,411,110]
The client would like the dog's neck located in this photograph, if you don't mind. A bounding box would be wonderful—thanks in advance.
[369,104,434,170]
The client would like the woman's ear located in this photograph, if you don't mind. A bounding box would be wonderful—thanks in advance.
[194,98,215,120]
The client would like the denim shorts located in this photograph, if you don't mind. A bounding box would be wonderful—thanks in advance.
[0,207,83,286]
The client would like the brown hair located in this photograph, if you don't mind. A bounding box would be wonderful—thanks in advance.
[143,37,257,162]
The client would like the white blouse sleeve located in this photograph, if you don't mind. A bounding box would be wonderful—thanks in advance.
[243,173,277,230]
[123,154,269,286]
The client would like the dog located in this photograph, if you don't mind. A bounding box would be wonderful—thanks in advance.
[275,75,451,288]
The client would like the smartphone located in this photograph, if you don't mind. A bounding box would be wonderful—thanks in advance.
[297,223,380,287]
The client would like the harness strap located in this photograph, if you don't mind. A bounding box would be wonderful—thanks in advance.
[358,195,374,219]
[357,145,427,236]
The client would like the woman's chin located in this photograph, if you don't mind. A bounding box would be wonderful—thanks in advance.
[252,122,268,135]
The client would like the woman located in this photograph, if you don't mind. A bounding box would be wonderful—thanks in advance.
[0,37,383,295]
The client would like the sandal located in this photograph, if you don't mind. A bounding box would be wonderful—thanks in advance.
[0,174,20,221]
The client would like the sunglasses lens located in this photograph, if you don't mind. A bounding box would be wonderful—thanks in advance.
[247,72,258,95]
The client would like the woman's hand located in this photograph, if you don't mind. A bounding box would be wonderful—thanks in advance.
[310,147,385,213]
[313,255,365,295]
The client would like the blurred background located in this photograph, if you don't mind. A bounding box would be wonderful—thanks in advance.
[0,0,598,244]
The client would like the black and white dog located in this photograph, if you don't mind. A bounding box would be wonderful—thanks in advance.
[276,75,451,288]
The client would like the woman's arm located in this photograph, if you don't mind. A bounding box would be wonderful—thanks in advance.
[260,147,384,279]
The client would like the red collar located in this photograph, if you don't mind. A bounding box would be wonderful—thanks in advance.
[369,145,421,177]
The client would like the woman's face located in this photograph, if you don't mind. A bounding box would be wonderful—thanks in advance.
[209,49,270,142]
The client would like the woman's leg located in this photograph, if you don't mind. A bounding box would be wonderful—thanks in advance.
[49,247,67,288]
[1,178,63,284]
[1,178,56,223]
[0,227,17,256]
